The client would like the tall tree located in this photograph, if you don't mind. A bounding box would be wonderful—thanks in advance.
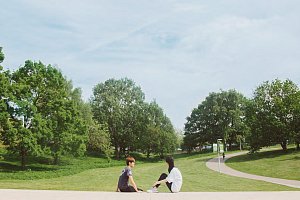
[246,79,300,151]
[140,101,177,158]
[2,61,48,168]
[184,90,248,152]
[91,78,145,159]
[0,48,10,144]
[88,122,113,161]
[1,60,88,167]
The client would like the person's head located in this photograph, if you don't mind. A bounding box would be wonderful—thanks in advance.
[165,156,174,173]
[126,156,135,168]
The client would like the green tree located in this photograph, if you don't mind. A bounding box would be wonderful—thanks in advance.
[0,48,10,136]
[139,101,177,158]
[155,115,177,158]
[91,78,145,159]
[246,79,300,151]
[1,60,88,167]
[184,90,248,152]
[2,61,47,168]
[0,47,4,63]
[45,81,88,164]
[88,122,113,161]
[0,47,4,64]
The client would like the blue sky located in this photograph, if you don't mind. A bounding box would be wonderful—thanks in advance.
[1,0,300,129]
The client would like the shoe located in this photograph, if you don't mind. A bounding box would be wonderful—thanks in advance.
[147,187,158,193]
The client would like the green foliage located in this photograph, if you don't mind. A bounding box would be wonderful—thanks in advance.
[91,79,177,159]
[0,47,4,63]
[140,101,178,158]
[91,78,146,159]
[246,79,300,151]
[88,122,113,162]
[1,60,88,167]
[0,65,11,135]
[184,90,249,152]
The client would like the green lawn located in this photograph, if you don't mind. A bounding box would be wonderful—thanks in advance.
[0,150,298,191]
[226,148,300,181]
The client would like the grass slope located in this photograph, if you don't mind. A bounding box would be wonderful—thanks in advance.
[0,151,298,191]
[226,148,300,181]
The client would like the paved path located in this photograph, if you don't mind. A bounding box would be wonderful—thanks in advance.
[0,189,300,200]
[206,151,300,189]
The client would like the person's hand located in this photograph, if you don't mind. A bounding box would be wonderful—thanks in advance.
[152,181,159,187]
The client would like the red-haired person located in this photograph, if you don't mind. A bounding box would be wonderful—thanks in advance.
[117,156,143,192]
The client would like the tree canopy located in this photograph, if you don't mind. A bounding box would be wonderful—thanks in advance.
[184,90,249,152]
[91,78,178,159]
[245,79,300,151]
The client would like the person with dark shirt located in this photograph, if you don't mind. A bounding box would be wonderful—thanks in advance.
[117,156,142,192]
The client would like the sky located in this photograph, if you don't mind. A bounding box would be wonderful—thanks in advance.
[1,0,300,129]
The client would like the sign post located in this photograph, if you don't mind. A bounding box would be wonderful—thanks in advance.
[217,139,223,173]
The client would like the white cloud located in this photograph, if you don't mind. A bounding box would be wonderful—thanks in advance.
[1,0,300,129]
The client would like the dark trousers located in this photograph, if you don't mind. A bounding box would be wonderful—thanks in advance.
[155,173,172,192]
[120,186,143,192]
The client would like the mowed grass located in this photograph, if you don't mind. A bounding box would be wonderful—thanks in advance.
[0,151,298,191]
[226,148,300,181]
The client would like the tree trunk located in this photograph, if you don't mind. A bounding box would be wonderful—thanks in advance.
[20,148,26,170]
[187,147,191,154]
[53,153,59,165]
[147,149,150,158]
[296,142,300,150]
[114,145,120,160]
[239,140,242,151]
[160,150,164,159]
[280,141,287,151]
[229,142,232,151]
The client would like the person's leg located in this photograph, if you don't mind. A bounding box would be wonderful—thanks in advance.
[155,173,168,188]
[166,182,173,192]
[120,186,136,192]
[153,173,172,192]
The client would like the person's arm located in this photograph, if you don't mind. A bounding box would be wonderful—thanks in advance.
[129,176,138,192]
[152,179,167,187]
[116,182,120,192]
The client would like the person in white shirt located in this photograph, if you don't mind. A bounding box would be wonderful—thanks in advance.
[147,156,182,193]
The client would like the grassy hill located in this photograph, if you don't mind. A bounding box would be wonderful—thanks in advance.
[226,148,300,181]
[0,148,299,191]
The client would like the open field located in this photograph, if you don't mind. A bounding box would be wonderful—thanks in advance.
[0,150,299,191]
[226,148,300,181]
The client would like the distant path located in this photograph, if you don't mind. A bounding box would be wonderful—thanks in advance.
[206,151,300,189]
[0,189,300,200]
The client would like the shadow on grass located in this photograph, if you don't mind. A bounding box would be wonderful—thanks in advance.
[0,162,59,172]
[279,156,300,161]
[226,148,300,163]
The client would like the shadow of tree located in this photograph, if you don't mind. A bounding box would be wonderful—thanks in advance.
[0,162,58,172]
[226,148,299,163]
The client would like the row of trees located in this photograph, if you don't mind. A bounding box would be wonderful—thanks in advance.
[90,78,178,159]
[184,80,300,152]
[0,47,178,168]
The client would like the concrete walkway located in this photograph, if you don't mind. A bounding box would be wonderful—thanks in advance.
[1,189,300,200]
[206,151,300,189]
